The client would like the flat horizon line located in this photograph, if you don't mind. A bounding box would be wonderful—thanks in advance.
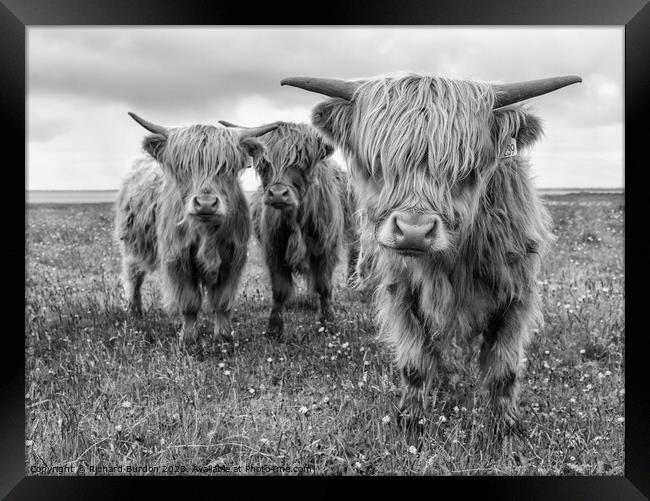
[26,187,625,192]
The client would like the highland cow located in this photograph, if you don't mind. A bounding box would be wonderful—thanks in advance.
[281,74,581,435]
[219,121,360,339]
[115,113,277,343]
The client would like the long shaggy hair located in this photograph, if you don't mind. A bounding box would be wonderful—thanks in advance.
[115,123,253,342]
[250,121,358,337]
[310,73,556,431]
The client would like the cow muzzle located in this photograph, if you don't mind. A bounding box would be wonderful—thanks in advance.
[264,184,295,210]
[377,211,443,256]
[189,194,223,222]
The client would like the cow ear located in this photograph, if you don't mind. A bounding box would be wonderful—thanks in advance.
[142,133,167,162]
[492,108,544,153]
[240,137,267,166]
[311,99,352,152]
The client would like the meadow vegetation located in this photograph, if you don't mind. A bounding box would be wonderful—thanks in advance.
[25,193,624,475]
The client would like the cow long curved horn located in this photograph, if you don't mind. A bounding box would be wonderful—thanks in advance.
[220,121,281,139]
[281,77,361,101]
[218,120,244,129]
[127,112,169,136]
[492,75,582,108]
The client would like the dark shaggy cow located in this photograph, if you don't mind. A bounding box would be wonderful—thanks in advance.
[220,121,359,339]
[115,113,277,344]
[281,74,581,435]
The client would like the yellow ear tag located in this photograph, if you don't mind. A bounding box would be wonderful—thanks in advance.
[501,137,518,158]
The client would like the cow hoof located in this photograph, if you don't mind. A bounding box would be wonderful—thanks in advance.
[319,308,335,329]
[487,408,527,445]
[128,304,143,318]
[266,316,284,340]
[214,328,234,344]
[396,411,425,443]
[179,328,198,345]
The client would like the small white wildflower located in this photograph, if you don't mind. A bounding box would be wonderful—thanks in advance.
[408,445,418,455]
[322,396,330,404]
[570,398,576,403]
[218,362,225,368]
[381,415,391,424]
[354,462,362,469]
[341,342,349,349]
[318,326,325,333]
[25,440,33,447]
[224,370,231,376]
[616,416,625,423]
[121,400,132,408]
[249,388,255,394]
[115,424,122,432]
[267,357,273,363]
[439,415,447,423]
[418,418,426,425]
[364,360,370,366]
[299,406,309,415]
[605,370,611,376]
[260,438,270,446]
[579,349,586,354]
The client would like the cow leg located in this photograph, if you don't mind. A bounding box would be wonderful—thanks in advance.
[479,299,534,437]
[206,280,238,343]
[396,347,441,435]
[122,257,146,316]
[267,266,293,339]
[162,262,202,344]
[310,254,335,325]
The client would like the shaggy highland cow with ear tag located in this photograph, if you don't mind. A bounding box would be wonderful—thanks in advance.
[282,73,581,437]
[219,121,360,339]
[115,113,278,344]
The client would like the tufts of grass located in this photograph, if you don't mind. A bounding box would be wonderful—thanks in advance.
[25,193,624,475]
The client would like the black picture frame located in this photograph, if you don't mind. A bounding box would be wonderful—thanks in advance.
[4,0,649,498]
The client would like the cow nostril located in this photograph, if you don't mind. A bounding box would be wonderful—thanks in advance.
[392,217,404,238]
[211,197,219,207]
[192,196,201,208]
[280,189,289,199]
[425,219,438,240]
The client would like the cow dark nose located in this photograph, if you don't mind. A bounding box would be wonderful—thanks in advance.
[266,185,291,205]
[192,194,220,215]
[390,212,440,252]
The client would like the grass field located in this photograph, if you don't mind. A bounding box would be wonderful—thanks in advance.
[25,193,625,475]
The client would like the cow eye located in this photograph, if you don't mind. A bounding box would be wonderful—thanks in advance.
[256,161,269,176]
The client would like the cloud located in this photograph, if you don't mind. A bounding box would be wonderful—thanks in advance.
[27,27,623,189]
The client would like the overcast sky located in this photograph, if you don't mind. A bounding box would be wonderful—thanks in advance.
[27,27,623,191]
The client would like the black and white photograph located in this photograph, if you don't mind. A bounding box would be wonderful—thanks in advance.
[25,26,625,476]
